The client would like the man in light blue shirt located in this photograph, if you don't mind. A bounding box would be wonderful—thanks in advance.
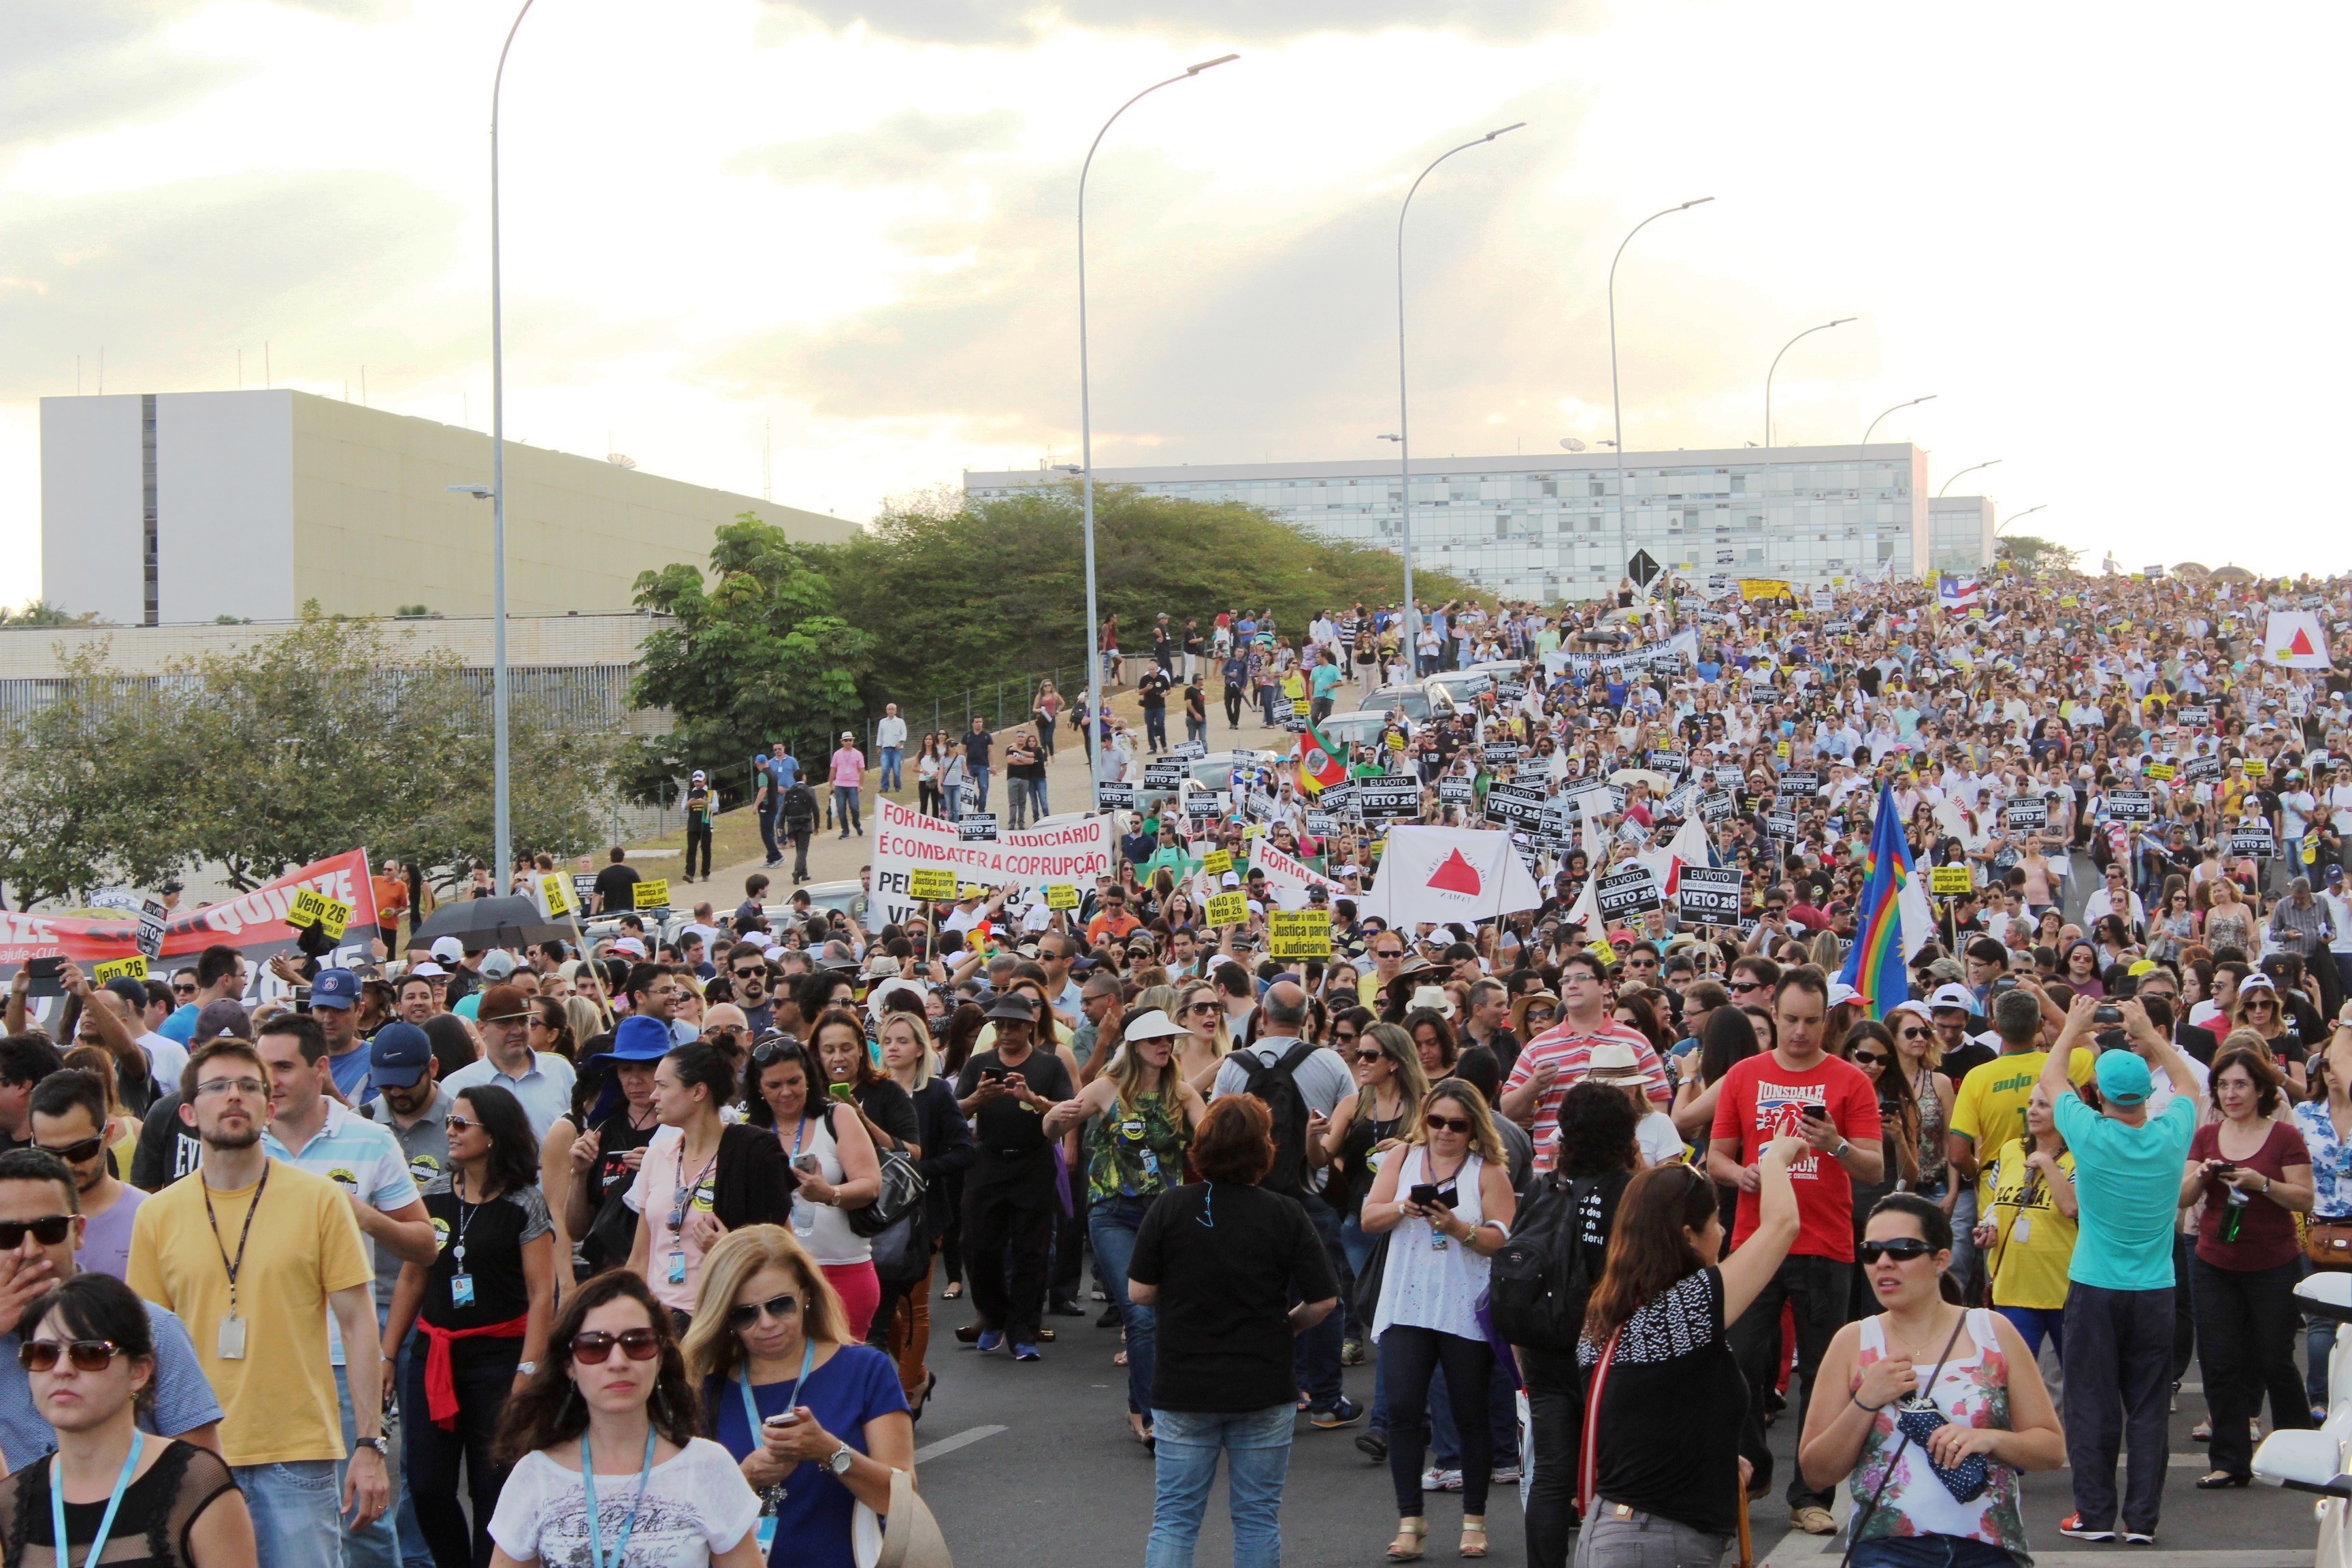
[2039,997,2200,1545]
[440,983,576,1141]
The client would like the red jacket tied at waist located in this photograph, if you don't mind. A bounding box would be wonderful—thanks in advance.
[414,1314,529,1429]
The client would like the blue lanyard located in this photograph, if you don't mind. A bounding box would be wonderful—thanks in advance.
[738,1339,817,1450]
[50,1430,144,1568]
[581,1429,657,1568]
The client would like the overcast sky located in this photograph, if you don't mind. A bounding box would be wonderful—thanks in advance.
[6,0,2347,610]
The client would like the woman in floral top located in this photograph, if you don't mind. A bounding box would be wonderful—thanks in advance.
[2293,1025,2352,1416]
[1800,1193,2065,1568]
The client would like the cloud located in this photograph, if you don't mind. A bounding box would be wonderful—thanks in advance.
[762,0,1595,46]
[1,3,240,154]
[728,108,1024,188]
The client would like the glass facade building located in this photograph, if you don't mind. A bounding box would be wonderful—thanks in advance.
[1927,495,1996,573]
[965,442,1931,603]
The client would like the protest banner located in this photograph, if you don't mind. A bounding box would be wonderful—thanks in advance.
[2004,799,2047,832]
[134,900,167,961]
[1205,892,1249,927]
[2229,821,2277,858]
[1045,883,1081,911]
[2105,789,2155,824]
[1357,828,1544,927]
[1676,866,1742,924]
[870,798,1114,934]
[0,848,382,981]
[1439,779,1476,805]
[1354,781,1424,821]
[1201,850,1233,877]
[1267,910,1333,958]
[1597,866,1662,920]
[906,868,960,902]
[1483,784,1548,829]
[632,879,672,911]
[92,956,148,985]
[283,887,354,941]
[1251,836,1349,911]
[1929,866,1974,896]
[538,872,576,918]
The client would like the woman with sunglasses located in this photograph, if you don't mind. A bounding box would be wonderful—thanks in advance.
[1508,991,1560,1049]
[1887,1003,1955,1206]
[2204,875,2256,956]
[1799,1194,2065,1568]
[384,1084,555,1568]
[745,1033,882,1341]
[1170,978,1232,1094]
[1842,1022,1923,1319]
[1322,1022,1429,1373]
[1043,1009,1205,1446]
[684,1227,913,1568]
[0,1273,255,1568]
[489,1270,762,1568]
[1362,1081,1518,1561]
[2232,975,2309,1090]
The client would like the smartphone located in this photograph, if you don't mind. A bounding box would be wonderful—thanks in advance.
[1408,1183,1442,1208]
[980,1066,1008,1082]
[828,1081,855,1102]
[23,958,62,999]
[2092,1004,2123,1024]
[2212,1160,2238,1175]
[793,1154,821,1175]
[1801,1103,1831,1122]
[764,1411,804,1429]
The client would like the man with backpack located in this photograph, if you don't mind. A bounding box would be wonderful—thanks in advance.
[779,772,820,886]
[1211,981,1362,1428]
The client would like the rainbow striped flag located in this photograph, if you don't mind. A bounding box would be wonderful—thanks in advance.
[1838,783,1931,1017]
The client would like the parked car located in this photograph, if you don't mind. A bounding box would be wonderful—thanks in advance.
[1358,684,1450,723]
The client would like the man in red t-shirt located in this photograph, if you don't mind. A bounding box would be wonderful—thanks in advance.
[1705,964,1884,1535]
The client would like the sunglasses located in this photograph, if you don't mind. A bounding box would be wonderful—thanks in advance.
[1727,980,1765,995]
[752,1038,802,1066]
[0,1216,73,1250]
[1424,1114,1471,1133]
[444,1115,478,1135]
[1897,1026,1931,1041]
[727,1292,800,1330]
[1850,1051,1887,1066]
[1857,1237,1934,1264]
[172,984,197,996]
[1352,1049,1387,1063]
[1183,1002,1220,1016]
[18,1339,120,1373]
[570,1328,663,1365]
[34,1137,105,1165]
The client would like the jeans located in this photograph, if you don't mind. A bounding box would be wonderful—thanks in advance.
[1995,1305,2065,1361]
[1379,1325,1495,1516]
[1727,1252,1852,1509]
[832,784,862,836]
[1291,1193,1345,1411]
[2194,1256,2313,1477]
[971,766,992,813]
[393,1333,432,1568]
[1948,1186,1982,1303]
[1145,707,1168,751]
[1028,777,1049,822]
[1339,1213,1376,1339]
[1846,1537,2020,1568]
[757,804,781,864]
[1186,715,1208,747]
[1521,1344,1582,1568]
[402,1341,518,1568]
[1145,1404,1294,1568]
[1090,1197,1158,1418]
[237,1459,345,1568]
[880,746,902,791]
[338,1362,402,1568]
[1570,1504,1735,1568]
[1428,1358,1515,1471]
[1224,686,1244,728]
[2061,1281,2174,1533]
[942,785,962,822]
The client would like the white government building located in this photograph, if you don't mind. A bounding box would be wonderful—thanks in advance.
[966,442,1996,601]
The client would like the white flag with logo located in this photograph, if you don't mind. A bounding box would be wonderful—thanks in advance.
[2266,611,2331,670]
[1358,828,1544,928]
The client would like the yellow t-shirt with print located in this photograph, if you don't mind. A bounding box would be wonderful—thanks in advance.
[1949,1046,2095,1207]
[128,1160,373,1467]
[1984,1137,2078,1311]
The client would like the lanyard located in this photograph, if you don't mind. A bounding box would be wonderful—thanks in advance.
[450,1171,484,1270]
[50,1430,144,1568]
[737,1339,817,1456]
[670,1141,719,1231]
[581,1428,657,1568]
[199,1162,269,1318]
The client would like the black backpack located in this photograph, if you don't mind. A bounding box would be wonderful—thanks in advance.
[1234,1042,1320,1198]
[1489,1172,1599,1353]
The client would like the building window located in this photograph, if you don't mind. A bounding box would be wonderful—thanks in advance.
[1541,480,1556,496]
[1589,480,1605,497]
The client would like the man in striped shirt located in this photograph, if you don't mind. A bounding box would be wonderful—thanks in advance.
[1500,950,1669,1171]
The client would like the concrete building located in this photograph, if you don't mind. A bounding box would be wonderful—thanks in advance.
[41,390,856,625]
[965,442,1929,602]
[1927,495,1997,572]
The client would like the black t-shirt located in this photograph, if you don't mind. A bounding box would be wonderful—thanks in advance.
[1940,1039,1999,1088]
[1137,670,1171,712]
[419,1177,552,1364]
[1128,1181,1337,1414]
[593,864,642,911]
[964,728,994,770]
[131,1092,203,1191]
[1578,1266,1745,1535]
[955,1049,1074,1183]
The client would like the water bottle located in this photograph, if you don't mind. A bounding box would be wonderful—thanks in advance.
[791,1194,817,1239]
[2221,1177,2250,1243]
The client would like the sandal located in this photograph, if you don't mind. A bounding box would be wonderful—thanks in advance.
[1460,1518,1488,1558]
[942,1281,964,1301]
[1114,1350,1128,1367]
[1386,1520,1426,1563]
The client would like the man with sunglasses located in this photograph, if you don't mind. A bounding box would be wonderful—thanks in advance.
[729,953,777,1036]
[441,983,576,1141]
[27,1069,140,1281]
[0,1147,221,1472]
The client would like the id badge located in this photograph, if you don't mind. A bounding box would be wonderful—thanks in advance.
[218,1315,248,1360]
[756,1513,779,1555]
[2010,1215,2030,1244]
[668,1250,687,1286]
[450,1273,477,1308]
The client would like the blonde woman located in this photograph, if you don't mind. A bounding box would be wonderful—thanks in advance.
[1322,1022,1430,1364]
[876,1010,972,1414]
[1172,977,1233,1093]
[683,1226,915,1567]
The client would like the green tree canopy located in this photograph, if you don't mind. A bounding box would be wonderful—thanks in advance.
[1995,534,2078,573]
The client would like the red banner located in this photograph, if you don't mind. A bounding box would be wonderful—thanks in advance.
[0,850,380,977]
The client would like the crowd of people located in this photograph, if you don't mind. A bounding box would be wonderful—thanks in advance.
[0,561,2344,1568]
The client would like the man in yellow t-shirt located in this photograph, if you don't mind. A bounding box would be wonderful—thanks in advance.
[127,1038,386,1568]
[1948,994,2096,1207]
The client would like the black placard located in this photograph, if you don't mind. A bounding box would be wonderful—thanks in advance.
[1096,783,1137,811]
[1143,760,1187,789]
[1597,867,1663,919]
[1779,770,1820,798]
[2106,789,2155,824]
[1647,749,1689,777]
[1483,742,1524,766]
[1677,866,1743,924]
[1700,790,1735,824]
[1484,785,1549,827]
[1765,811,1801,840]
[2184,755,2223,783]
[1438,777,1476,805]
[958,813,999,842]
[2004,799,2047,832]
[1355,781,1423,820]
[2229,823,2277,858]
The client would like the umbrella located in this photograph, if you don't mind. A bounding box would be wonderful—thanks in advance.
[1609,768,1672,791]
[408,896,574,952]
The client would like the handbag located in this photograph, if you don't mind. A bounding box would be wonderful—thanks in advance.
[1839,1310,1972,1568]
[868,1208,932,1286]
[841,1105,928,1239]
[2307,1218,2352,1269]
[853,1468,953,1568]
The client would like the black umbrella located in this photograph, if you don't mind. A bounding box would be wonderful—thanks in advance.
[408,896,574,951]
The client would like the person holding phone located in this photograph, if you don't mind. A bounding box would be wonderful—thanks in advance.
[953,994,1074,1362]
[745,1034,882,1339]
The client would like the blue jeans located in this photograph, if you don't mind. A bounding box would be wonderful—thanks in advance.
[942,785,962,822]
[393,1335,433,1568]
[235,1458,344,1568]
[1339,1213,1375,1338]
[1028,777,1050,821]
[1145,1404,1294,1568]
[833,785,862,835]
[880,747,902,791]
[337,1362,402,1568]
[971,766,992,813]
[1996,1305,2066,1361]
[1089,1197,1157,1418]
[1847,1537,2019,1568]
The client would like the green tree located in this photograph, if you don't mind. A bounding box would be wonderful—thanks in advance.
[1995,534,2078,573]
[629,513,874,801]
[0,646,190,906]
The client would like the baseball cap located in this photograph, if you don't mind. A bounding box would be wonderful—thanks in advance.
[2095,1049,2152,1106]
[478,951,519,981]
[409,962,449,979]
[475,983,530,1022]
[1928,983,1977,1013]
[691,769,706,782]
[309,968,361,1011]
[610,937,648,960]
[429,937,464,963]
[368,1022,433,1089]
[194,999,251,1041]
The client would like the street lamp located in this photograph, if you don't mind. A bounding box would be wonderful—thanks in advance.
[1608,197,1712,599]
[1862,394,1936,446]
[1393,122,1524,633]
[481,0,537,887]
[1762,317,1855,453]
[1997,504,2046,533]
[1076,52,1237,811]
[1937,458,2002,497]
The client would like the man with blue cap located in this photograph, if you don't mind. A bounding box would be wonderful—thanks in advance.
[363,1023,450,1192]
[309,968,372,1105]
[2038,994,2202,1546]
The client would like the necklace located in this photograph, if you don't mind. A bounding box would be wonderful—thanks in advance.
[1881,1304,1963,1367]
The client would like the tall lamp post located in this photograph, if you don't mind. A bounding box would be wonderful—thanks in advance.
[483,0,538,886]
[1076,53,1237,811]
[1938,458,2002,497]
[1997,504,2046,533]
[1862,393,1936,446]
[1391,122,1524,637]
[1607,198,1712,600]
[1762,316,1854,453]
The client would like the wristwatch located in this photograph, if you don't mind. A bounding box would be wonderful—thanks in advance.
[351,1437,389,1457]
[825,1444,856,1477]
[516,1361,538,1376]
[1834,1139,1852,1161]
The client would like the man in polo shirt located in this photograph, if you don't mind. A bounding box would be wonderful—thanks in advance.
[0,1147,220,1472]
[441,983,576,1139]
[1501,951,1668,1171]
[259,1012,436,1568]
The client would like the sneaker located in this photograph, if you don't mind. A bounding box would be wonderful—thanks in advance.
[1011,1343,1041,1362]
[1048,1297,1085,1318]
[1341,1338,1366,1367]
[975,1330,1004,1354]
[1355,1431,1388,1463]
[2122,1530,2157,1546]
[2058,1516,2115,1542]
[1097,1305,1123,1328]
[1420,1468,1464,1493]
[1309,1396,1363,1430]
[1492,1464,1522,1485]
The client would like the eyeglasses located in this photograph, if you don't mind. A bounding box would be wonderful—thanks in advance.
[570,1328,663,1365]
[33,1137,104,1165]
[1424,1114,1471,1133]
[18,1339,119,1373]
[444,1115,477,1134]
[0,1216,73,1249]
[1850,1051,1887,1066]
[194,1077,265,1099]
[727,1292,800,1330]
[1857,1238,1934,1264]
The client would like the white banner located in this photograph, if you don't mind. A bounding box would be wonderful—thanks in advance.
[2266,610,2331,670]
[1356,827,1545,929]
[1251,836,1350,911]
[869,798,1115,934]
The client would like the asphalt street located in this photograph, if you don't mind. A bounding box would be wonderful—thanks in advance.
[906,1277,2323,1568]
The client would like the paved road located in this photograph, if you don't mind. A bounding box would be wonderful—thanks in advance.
[902,1277,2321,1568]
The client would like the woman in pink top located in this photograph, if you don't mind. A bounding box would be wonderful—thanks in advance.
[830,732,866,838]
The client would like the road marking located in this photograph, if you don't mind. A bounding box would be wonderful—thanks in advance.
[912,1424,1006,1465]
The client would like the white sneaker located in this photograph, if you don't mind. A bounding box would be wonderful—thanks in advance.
[1491,1464,1522,1484]
[1419,1468,1463,1492]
